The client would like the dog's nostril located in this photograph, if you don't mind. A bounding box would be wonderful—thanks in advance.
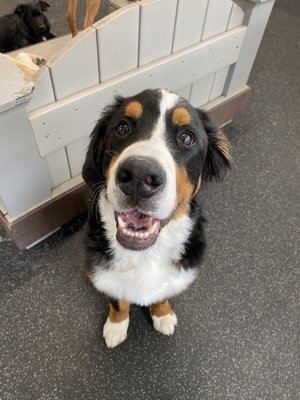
[118,169,132,184]
[144,174,163,187]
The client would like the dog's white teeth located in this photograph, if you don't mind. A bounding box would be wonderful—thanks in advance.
[121,228,150,239]
[122,228,133,237]
[148,222,158,235]
[139,232,150,239]
[118,215,126,229]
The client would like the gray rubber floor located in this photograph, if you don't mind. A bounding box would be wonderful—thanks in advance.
[1,1,299,399]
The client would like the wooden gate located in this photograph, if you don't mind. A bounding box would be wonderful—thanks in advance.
[0,0,275,248]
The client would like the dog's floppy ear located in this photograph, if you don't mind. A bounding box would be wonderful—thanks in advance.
[14,4,29,17]
[82,124,105,190]
[82,96,124,190]
[199,110,231,181]
[37,1,50,12]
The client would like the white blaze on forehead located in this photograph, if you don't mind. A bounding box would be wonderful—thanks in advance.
[151,90,180,140]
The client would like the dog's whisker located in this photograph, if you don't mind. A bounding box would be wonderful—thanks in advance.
[88,181,107,225]
[104,149,120,157]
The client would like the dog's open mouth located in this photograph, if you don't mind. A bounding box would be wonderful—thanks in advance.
[115,210,162,250]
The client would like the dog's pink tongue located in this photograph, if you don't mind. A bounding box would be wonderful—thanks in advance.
[116,210,161,250]
[120,210,154,230]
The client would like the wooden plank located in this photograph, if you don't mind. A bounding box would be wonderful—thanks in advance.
[43,148,71,189]
[66,137,90,178]
[0,105,51,217]
[0,54,34,113]
[26,66,55,113]
[202,0,233,40]
[189,73,215,107]
[29,26,246,157]
[139,0,177,66]
[95,4,140,82]
[0,181,89,250]
[203,85,251,126]
[175,85,192,101]
[228,3,245,30]
[225,0,275,95]
[209,66,231,101]
[172,0,208,52]
[48,27,99,100]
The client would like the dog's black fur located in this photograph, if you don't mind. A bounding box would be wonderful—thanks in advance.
[0,1,55,53]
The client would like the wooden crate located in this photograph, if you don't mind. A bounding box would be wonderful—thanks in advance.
[0,0,275,249]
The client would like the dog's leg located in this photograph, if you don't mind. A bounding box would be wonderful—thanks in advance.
[150,300,178,336]
[83,0,101,30]
[103,299,130,348]
[67,0,78,37]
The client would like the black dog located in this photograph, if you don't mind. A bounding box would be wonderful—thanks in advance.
[0,1,55,53]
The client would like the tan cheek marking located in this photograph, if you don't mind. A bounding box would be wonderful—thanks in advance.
[150,300,174,318]
[172,107,192,126]
[109,299,130,323]
[173,166,195,219]
[125,101,143,120]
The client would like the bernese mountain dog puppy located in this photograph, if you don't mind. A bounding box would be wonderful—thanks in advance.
[82,89,231,348]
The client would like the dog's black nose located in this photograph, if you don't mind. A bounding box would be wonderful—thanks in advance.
[116,157,166,201]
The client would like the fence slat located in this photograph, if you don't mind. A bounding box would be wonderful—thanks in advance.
[175,85,192,101]
[225,0,275,95]
[202,0,233,40]
[26,66,55,113]
[209,66,231,101]
[48,27,99,100]
[43,148,71,189]
[29,26,246,157]
[173,0,208,53]
[189,73,215,108]
[139,0,178,66]
[0,106,51,217]
[228,3,245,30]
[95,4,140,82]
[66,137,90,178]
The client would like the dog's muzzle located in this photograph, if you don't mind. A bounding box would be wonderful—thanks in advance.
[114,157,167,250]
[116,157,166,202]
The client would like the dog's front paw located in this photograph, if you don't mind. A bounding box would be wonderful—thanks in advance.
[152,313,178,336]
[103,317,129,348]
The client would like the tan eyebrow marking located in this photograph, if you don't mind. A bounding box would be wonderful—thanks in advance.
[172,107,192,126]
[124,101,143,119]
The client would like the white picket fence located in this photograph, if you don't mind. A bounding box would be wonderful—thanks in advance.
[0,0,274,227]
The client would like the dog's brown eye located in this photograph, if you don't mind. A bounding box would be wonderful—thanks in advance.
[115,121,130,136]
[177,131,195,146]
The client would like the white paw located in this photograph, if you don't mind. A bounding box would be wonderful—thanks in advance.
[103,317,129,348]
[152,313,178,336]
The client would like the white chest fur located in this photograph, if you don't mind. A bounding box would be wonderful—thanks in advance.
[91,193,198,306]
